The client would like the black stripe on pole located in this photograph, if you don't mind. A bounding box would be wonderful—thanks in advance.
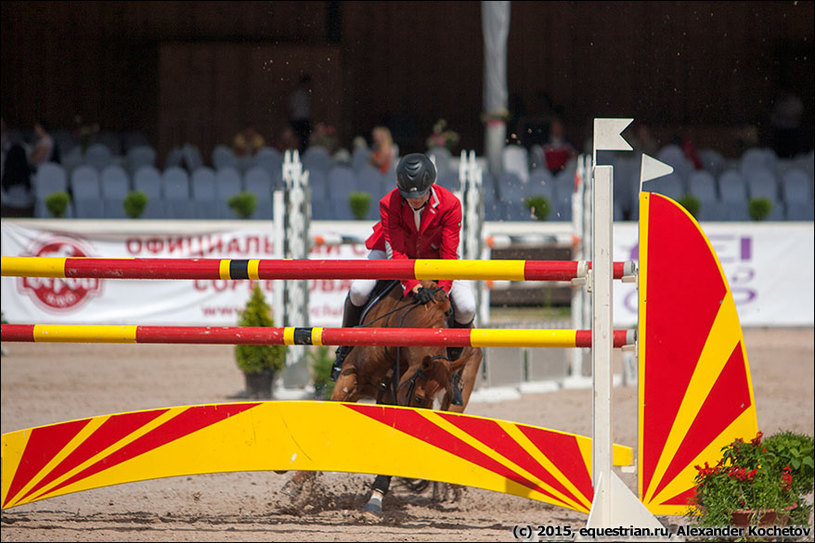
[229,260,250,280]
[293,328,313,345]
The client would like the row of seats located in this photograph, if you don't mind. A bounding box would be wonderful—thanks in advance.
[32,163,278,220]
[25,149,815,222]
[608,155,815,221]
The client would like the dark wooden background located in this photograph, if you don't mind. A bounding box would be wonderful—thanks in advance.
[2,1,812,163]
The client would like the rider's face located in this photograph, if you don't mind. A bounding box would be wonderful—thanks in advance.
[406,193,430,210]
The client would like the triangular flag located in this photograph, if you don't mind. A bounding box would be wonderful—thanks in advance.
[640,154,674,183]
[593,118,633,152]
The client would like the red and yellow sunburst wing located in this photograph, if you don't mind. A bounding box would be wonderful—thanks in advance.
[2,401,633,512]
[638,192,758,515]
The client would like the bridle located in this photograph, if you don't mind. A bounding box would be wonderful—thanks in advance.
[364,284,451,407]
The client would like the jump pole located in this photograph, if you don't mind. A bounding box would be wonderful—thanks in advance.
[0,324,636,348]
[1,257,633,282]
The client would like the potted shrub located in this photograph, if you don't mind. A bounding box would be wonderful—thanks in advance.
[234,284,286,399]
[123,190,148,219]
[45,191,71,218]
[678,193,701,219]
[748,197,772,221]
[687,430,814,529]
[349,191,371,220]
[525,195,551,221]
[228,191,257,219]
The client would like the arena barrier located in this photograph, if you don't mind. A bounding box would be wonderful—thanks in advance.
[0,121,758,528]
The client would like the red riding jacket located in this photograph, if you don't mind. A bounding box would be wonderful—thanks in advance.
[365,185,462,295]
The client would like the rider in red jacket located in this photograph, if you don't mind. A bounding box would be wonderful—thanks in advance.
[331,153,476,380]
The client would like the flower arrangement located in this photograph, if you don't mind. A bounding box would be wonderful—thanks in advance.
[309,122,339,153]
[687,430,814,529]
[426,119,460,151]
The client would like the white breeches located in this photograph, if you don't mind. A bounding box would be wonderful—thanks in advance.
[349,250,476,325]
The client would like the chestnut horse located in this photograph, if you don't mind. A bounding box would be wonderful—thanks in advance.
[282,279,483,515]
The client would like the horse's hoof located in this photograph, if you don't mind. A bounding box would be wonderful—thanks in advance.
[362,501,382,517]
[362,489,384,517]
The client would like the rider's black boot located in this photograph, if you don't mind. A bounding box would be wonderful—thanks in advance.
[447,318,474,361]
[330,294,365,381]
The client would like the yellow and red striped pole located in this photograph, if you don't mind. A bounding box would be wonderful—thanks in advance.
[1,324,635,348]
[1,257,631,281]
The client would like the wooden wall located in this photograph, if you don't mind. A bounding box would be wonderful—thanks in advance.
[2,1,812,162]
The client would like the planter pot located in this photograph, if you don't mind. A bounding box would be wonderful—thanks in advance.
[243,370,275,400]
[730,503,797,529]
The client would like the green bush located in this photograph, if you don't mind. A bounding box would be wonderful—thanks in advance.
[678,193,701,219]
[234,284,286,375]
[349,191,371,220]
[45,191,71,218]
[228,191,257,219]
[748,197,772,221]
[525,195,551,221]
[123,191,148,218]
[308,345,335,400]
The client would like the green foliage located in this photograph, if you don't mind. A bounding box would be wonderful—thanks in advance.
[678,193,701,219]
[234,284,286,374]
[748,197,772,221]
[308,345,335,400]
[762,431,815,500]
[123,191,148,219]
[349,191,371,220]
[524,195,551,221]
[687,431,814,528]
[45,191,71,218]
[228,191,257,219]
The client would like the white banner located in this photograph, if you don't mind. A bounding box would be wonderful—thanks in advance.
[1,220,373,327]
[612,222,814,327]
[2,220,812,328]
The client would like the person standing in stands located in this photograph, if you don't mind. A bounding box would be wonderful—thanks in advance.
[330,153,476,380]
[288,74,312,154]
[369,126,395,174]
[27,121,56,170]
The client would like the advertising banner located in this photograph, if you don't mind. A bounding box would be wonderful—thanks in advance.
[2,220,813,328]
[1,221,372,327]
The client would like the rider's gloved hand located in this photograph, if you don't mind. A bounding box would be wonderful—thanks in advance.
[413,287,435,305]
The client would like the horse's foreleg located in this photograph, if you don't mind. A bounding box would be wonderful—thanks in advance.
[363,474,391,516]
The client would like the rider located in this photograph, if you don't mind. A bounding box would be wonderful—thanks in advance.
[331,152,476,380]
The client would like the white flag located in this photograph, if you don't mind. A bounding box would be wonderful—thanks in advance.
[593,118,633,152]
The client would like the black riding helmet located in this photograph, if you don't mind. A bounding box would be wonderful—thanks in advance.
[396,153,436,199]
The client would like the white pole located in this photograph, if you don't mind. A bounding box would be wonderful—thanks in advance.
[591,164,614,522]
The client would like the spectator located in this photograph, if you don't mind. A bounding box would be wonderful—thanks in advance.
[233,125,266,157]
[672,134,703,171]
[630,122,659,157]
[289,74,312,154]
[28,121,56,170]
[542,118,577,173]
[272,126,300,153]
[370,126,395,174]
[769,88,804,159]
[1,144,35,217]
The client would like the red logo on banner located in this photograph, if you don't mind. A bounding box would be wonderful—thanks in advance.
[19,238,102,312]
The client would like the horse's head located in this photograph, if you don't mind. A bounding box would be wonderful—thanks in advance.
[397,354,463,411]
